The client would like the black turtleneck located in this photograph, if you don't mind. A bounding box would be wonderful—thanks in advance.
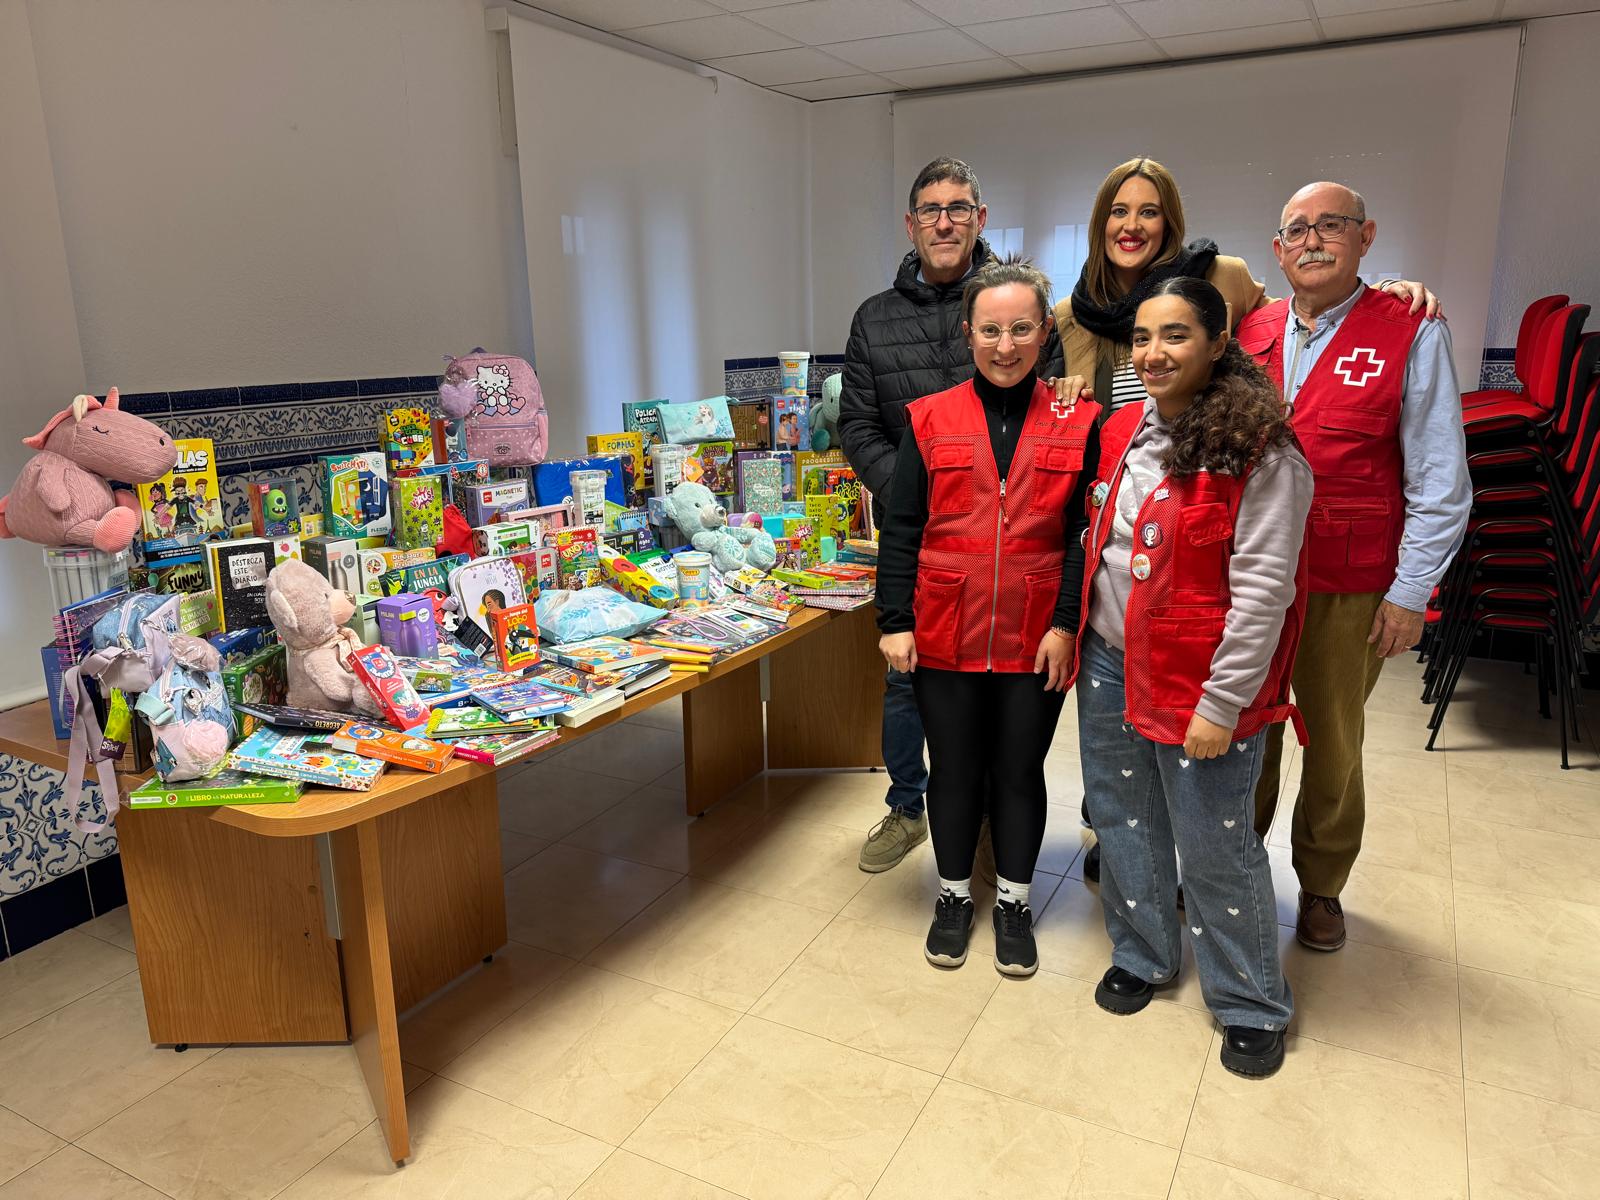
[875,374,1100,639]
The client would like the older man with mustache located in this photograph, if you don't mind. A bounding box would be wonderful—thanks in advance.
[1236,182,1470,952]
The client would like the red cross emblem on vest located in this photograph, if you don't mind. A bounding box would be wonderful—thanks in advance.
[1333,347,1386,388]
[1051,395,1076,419]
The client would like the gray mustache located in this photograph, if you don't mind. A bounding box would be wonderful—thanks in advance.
[1296,249,1337,267]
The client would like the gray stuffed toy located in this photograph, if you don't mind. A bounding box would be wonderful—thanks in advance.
[663,481,777,572]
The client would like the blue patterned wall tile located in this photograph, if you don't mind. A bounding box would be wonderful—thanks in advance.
[118,392,171,416]
[1,869,92,955]
[239,383,303,406]
[0,754,118,902]
[168,386,241,413]
[1478,347,1519,392]
[301,380,359,400]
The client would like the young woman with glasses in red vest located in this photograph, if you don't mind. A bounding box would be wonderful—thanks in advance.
[876,254,1099,978]
[1077,276,1312,1079]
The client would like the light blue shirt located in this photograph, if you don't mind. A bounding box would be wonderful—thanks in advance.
[1280,284,1471,612]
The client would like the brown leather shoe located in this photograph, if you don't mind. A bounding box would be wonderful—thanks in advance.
[1297,891,1346,952]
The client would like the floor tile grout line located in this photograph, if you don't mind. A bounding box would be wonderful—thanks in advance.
[1446,753,1475,1200]
[0,959,139,1047]
[1176,1148,1343,1200]
[934,1068,1193,1158]
[1168,1027,1214,1196]
[62,1140,184,1200]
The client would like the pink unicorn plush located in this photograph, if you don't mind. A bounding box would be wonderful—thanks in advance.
[0,389,179,551]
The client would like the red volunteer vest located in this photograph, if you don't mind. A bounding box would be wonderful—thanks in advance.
[1236,287,1423,594]
[1078,404,1309,746]
[908,379,1098,674]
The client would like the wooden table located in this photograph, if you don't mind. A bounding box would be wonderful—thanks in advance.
[0,604,883,1164]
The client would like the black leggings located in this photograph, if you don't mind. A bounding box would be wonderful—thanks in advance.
[912,667,1067,884]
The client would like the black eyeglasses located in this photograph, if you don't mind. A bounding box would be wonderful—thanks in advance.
[912,202,978,226]
[1277,215,1363,247]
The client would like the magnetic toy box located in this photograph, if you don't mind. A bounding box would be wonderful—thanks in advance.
[460,479,529,527]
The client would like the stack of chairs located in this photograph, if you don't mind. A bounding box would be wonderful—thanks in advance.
[1422,295,1597,768]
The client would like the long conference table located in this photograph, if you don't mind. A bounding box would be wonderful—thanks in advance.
[0,603,885,1165]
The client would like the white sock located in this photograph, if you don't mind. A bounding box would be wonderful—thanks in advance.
[939,876,972,902]
[996,876,1030,908]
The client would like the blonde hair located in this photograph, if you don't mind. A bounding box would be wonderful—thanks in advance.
[1082,157,1188,307]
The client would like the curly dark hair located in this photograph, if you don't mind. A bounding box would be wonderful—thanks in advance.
[1143,277,1295,478]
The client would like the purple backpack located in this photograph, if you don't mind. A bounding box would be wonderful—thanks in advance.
[438,351,549,468]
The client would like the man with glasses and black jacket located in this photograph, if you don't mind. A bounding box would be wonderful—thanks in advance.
[841,157,1065,875]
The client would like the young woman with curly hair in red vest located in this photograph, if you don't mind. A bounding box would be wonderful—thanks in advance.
[1078,276,1312,1079]
[876,255,1100,978]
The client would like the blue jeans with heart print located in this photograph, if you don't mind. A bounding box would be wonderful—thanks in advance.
[1077,629,1293,1031]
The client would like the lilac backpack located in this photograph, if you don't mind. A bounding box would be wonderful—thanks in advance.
[438,351,549,468]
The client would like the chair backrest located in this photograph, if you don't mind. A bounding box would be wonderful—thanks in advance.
[1553,331,1600,447]
[1515,294,1570,385]
[1524,303,1590,414]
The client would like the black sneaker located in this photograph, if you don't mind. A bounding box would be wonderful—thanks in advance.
[1083,842,1101,884]
[992,900,1038,978]
[924,893,975,968]
[1221,1025,1286,1078]
[1094,965,1154,1015]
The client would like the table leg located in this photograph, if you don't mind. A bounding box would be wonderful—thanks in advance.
[767,605,886,769]
[331,820,410,1165]
[682,659,765,816]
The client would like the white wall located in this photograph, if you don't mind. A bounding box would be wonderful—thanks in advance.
[507,12,810,457]
[809,97,899,357]
[0,0,88,711]
[1486,10,1600,346]
[23,0,530,390]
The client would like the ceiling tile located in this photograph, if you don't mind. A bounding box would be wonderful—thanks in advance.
[1010,41,1166,73]
[1157,19,1319,57]
[709,0,804,9]
[527,0,723,30]
[704,45,862,84]
[822,29,992,72]
[882,58,1029,88]
[773,73,903,100]
[962,6,1146,55]
[1317,0,1501,38]
[914,0,1108,19]
[743,0,944,43]
[621,13,798,58]
[1311,0,1469,14]
[1498,0,1600,14]
[1118,0,1314,39]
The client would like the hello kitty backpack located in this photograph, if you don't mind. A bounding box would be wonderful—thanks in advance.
[438,350,549,468]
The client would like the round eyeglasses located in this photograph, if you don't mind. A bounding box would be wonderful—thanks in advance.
[972,320,1046,346]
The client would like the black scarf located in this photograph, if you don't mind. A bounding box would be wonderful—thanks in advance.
[1069,237,1221,343]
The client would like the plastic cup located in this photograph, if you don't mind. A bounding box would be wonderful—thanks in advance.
[779,351,810,396]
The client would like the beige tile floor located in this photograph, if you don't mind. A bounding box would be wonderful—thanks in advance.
[1,656,1598,1198]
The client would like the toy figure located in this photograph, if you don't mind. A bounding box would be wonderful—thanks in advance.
[171,478,196,533]
[148,482,175,538]
[265,488,290,524]
[0,389,179,552]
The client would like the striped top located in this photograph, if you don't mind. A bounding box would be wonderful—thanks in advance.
[1108,359,1149,412]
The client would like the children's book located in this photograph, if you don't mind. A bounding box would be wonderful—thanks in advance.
[426,707,553,738]
[556,691,625,728]
[737,455,785,513]
[138,438,224,550]
[524,660,626,696]
[205,537,276,632]
[490,602,540,671]
[231,700,361,733]
[586,432,645,501]
[734,450,796,505]
[128,770,304,809]
[658,397,736,444]
[545,636,665,674]
[621,401,667,487]
[447,727,561,766]
[228,728,387,791]
[683,441,736,496]
[727,397,773,451]
[330,720,454,773]
[470,679,574,720]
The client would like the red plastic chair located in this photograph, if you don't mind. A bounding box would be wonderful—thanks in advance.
[1462,293,1568,410]
[1462,303,1589,436]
